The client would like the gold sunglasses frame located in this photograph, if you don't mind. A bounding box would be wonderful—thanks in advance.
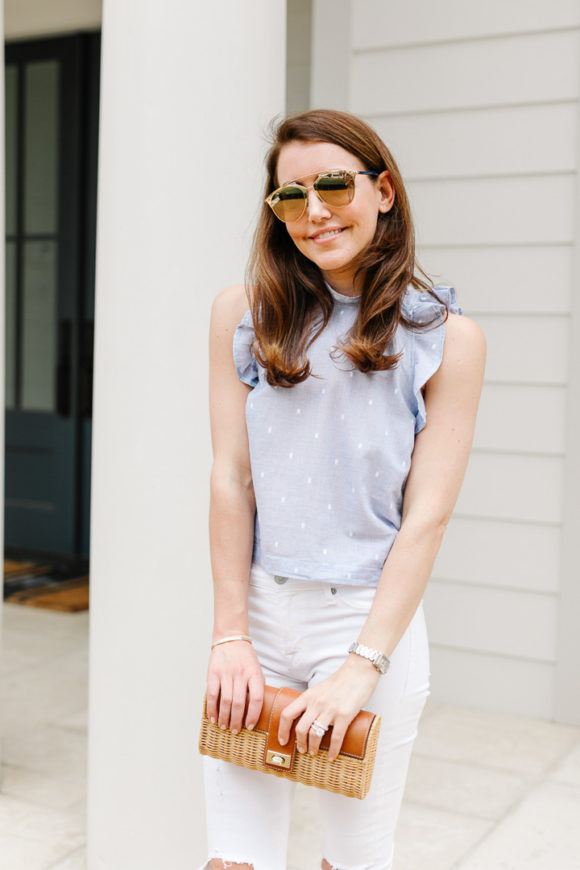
[265,168,380,223]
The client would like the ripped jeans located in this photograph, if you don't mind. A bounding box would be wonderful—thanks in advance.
[200,563,431,870]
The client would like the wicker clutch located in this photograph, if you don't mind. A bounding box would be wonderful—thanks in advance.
[199,684,381,800]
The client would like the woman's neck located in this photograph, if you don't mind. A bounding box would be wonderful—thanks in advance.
[321,270,361,298]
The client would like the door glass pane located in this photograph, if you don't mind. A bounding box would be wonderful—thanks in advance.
[5,241,17,409]
[25,60,59,235]
[22,240,57,411]
[5,65,18,237]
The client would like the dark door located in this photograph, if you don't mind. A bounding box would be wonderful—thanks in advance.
[4,33,100,557]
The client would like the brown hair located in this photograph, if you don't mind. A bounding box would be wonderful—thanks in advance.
[245,109,446,387]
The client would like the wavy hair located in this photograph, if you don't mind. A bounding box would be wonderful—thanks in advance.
[245,109,446,387]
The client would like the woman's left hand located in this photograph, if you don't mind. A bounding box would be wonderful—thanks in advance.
[277,654,381,761]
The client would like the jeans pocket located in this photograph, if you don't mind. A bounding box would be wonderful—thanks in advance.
[332,583,377,613]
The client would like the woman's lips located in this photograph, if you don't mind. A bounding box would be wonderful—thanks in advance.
[310,227,346,243]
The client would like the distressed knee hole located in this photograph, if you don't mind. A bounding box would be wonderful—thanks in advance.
[208,860,254,870]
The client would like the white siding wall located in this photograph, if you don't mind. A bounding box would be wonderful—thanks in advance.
[313,0,580,722]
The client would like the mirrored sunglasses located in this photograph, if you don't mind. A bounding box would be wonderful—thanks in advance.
[265,168,380,223]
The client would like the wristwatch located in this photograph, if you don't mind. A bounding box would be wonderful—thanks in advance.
[348,642,390,675]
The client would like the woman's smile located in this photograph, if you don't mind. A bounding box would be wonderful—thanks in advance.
[309,226,347,243]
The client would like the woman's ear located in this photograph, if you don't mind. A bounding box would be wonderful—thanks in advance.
[377,170,395,214]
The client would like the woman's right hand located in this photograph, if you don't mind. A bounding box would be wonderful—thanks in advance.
[206,640,265,733]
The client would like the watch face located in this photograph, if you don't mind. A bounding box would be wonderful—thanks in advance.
[376,654,389,674]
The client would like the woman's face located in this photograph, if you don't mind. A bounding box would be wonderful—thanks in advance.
[275,140,395,295]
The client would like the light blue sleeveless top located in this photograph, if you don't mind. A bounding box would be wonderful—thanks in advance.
[233,282,463,586]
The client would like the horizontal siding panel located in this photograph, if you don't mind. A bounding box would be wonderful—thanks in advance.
[424,580,558,661]
[351,31,580,115]
[428,646,554,719]
[373,103,577,178]
[456,452,564,524]
[433,516,560,594]
[353,0,580,50]
[418,246,572,315]
[475,315,569,384]
[409,176,575,247]
[474,384,566,454]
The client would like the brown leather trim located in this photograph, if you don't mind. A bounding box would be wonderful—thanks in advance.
[264,687,298,770]
[254,684,280,733]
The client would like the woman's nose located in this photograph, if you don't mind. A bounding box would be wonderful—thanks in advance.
[306,188,332,220]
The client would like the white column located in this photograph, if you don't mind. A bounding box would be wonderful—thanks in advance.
[88,3,286,867]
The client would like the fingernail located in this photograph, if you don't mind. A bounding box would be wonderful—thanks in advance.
[247,723,254,731]
[297,746,305,754]
[279,738,287,746]
[220,724,226,730]
[231,729,238,735]
[210,717,215,724]
[309,750,316,756]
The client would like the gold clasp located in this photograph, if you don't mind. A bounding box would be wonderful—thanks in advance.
[266,750,291,769]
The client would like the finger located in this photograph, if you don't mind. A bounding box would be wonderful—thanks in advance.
[229,678,248,734]
[217,677,233,730]
[278,698,307,746]
[307,717,330,756]
[294,711,325,755]
[245,675,264,731]
[328,718,349,762]
[205,674,220,724]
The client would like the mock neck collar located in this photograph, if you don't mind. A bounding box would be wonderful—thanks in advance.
[324,280,361,304]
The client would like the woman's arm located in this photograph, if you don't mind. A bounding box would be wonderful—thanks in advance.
[278,311,487,759]
[206,285,265,733]
[358,311,487,658]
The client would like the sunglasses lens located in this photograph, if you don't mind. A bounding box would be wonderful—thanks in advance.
[270,187,306,222]
[315,172,354,207]
[267,172,358,221]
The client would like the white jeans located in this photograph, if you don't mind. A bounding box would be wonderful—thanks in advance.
[200,563,431,870]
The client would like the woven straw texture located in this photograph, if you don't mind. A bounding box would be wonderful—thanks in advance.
[199,714,381,800]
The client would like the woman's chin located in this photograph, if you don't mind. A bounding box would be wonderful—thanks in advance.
[306,250,355,275]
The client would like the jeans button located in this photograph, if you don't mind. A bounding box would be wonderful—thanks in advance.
[330,587,337,595]
[274,575,288,585]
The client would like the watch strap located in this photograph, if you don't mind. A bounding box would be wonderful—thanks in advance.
[348,641,390,675]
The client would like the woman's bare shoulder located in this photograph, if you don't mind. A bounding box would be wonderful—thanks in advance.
[439,311,486,384]
[446,311,486,352]
[211,284,252,331]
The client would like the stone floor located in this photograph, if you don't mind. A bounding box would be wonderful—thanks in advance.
[1,602,580,869]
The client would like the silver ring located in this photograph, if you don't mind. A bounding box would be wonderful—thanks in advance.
[310,723,326,738]
[312,719,329,733]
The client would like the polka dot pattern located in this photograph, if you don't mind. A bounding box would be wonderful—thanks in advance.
[231,283,463,586]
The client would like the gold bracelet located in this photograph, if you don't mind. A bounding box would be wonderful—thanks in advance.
[211,634,252,650]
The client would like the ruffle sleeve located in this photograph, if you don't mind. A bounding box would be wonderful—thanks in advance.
[406,285,463,435]
[233,308,260,388]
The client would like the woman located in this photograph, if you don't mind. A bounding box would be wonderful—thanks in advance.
[203,109,486,870]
